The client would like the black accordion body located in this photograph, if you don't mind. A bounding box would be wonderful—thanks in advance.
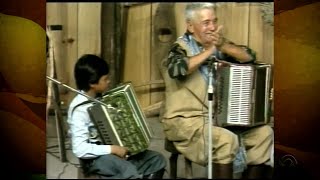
[87,83,152,155]
[215,61,273,127]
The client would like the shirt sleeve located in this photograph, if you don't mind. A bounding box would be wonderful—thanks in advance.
[69,109,112,158]
[216,44,257,63]
[167,43,189,80]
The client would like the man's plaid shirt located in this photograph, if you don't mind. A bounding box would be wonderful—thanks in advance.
[166,33,256,80]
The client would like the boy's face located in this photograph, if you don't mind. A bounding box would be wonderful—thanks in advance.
[91,74,110,94]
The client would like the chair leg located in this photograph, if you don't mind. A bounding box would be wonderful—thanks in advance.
[169,153,179,179]
[185,158,193,179]
[77,168,85,179]
[77,168,100,179]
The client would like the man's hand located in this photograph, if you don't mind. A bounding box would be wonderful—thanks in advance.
[111,145,128,159]
[210,25,225,48]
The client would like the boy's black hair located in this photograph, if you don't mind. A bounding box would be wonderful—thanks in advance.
[74,54,109,91]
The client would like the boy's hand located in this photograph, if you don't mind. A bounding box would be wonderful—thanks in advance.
[111,145,128,159]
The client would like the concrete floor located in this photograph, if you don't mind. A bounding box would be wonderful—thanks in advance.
[46,114,208,179]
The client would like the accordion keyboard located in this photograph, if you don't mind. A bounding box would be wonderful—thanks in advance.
[88,92,150,155]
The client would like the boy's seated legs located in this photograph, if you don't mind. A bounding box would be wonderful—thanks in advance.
[85,150,166,179]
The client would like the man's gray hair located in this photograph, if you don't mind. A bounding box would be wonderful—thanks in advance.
[185,3,217,22]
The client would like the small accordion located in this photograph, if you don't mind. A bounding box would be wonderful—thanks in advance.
[215,61,273,127]
[87,83,152,155]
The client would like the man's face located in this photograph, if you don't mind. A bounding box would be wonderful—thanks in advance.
[187,8,218,46]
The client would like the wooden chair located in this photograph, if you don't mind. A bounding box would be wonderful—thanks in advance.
[164,138,193,179]
[77,168,100,179]
[77,159,100,179]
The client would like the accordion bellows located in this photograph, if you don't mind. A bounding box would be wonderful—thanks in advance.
[87,83,152,155]
[215,61,273,127]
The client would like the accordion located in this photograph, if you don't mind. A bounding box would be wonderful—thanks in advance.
[87,83,152,155]
[215,61,273,127]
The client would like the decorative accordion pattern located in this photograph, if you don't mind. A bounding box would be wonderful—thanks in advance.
[216,61,273,127]
[87,83,152,155]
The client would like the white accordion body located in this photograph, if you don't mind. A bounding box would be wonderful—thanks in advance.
[215,61,273,127]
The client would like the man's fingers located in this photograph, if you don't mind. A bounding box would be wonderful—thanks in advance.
[215,25,223,33]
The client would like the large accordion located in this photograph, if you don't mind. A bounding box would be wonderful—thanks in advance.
[87,83,152,155]
[215,61,273,127]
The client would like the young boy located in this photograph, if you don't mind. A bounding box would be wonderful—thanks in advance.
[67,54,166,179]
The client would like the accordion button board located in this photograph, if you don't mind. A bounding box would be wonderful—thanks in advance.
[88,83,152,155]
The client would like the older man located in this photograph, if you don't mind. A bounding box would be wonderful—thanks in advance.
[160,3,273,179]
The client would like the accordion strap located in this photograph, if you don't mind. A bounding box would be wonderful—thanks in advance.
[71,100,94,116]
